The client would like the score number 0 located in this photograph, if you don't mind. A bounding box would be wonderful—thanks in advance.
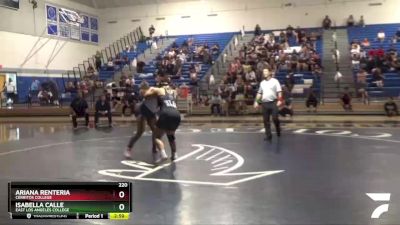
[118,183,128,211]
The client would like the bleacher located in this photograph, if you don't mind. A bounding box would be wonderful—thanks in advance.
[134,32,235,86]
[348,24,400,97]
[98,42,149,81]
[274,28,323,98]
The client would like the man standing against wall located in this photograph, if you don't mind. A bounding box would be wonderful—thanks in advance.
[6,78,16,107]
[253,69,283,141]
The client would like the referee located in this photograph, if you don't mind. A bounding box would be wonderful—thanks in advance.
[254,69,283,141]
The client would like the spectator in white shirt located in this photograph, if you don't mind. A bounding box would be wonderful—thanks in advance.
[377,30,386,42]
[253,69,283,141]
[5,78,16,105]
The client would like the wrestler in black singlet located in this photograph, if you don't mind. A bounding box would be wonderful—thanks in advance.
[156,88,181,131]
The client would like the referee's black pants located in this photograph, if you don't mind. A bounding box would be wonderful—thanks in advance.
[262,101,281,138]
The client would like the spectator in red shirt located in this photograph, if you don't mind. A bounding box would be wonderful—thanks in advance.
[368,48,376,57]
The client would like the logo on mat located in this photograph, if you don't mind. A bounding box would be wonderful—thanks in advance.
[366,193,391,219]
[99,144,284,186]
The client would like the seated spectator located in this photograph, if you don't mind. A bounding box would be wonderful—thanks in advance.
[350,43,361,57]
[95,94,112,128]
[65,81,77,94]
[352,54,360,70]
[279,86,293,117]
[377,30,385,42]
[38,88,53,105]
[391,35,397,44]
[361,38,370,48]
[396,28,400,40]
[114,54,123,66]
[347,15,355,27]
[358,15,365,27]
[340,87,352,111]
[137,61,146,73]
[306,91,318,112]
[106,57,114,71]
[210,90,222,116]
[384,97,399,117]
[372,68,384,87]
[122,81,137,117]
[356,69,369,104]
[286,25,294,37]
[322,15,332,30]
[124,45,131,53]
[245,69,257,86]
[86,64,95,78]
[284,73,295,92]
[70,92,89,129]
[211,44,220,55]
[111,90,121,112]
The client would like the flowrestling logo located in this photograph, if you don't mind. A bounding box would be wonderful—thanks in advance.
[367,193,391,219]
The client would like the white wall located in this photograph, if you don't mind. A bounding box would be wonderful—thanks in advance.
[99,0,400,47]
[0,0,100,71]
[0,31,100,70]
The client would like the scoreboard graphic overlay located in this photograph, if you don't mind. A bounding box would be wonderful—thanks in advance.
[8,182,131,220]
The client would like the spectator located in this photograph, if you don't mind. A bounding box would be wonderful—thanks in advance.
[347,15,355,27]
[149,25,155,37]
[286,25,294,37]
[122,86,137,117]
[111,90,121,112]
[377,30,385,42]
[38,88,53,105]
[356,69,369,104]
[30,79,40,96]
[361,38,370,48]
[384,97,398,117]
[5,78,16,106]
[95,51,102,71]
[86,64,95,78]
[306,91,318,112]
[358,15,365,27]
[255,24,262,36]
[340,87,352,111]
[95,94,112,128]
[211,44,220,55]
[65,81,77,94]
[106,57,114,71]
[70,92,89,129]
[322,15,332,30]
[372,68,384,87]
[279,86,293,117]
[284,73,295,92]
[210,90,222,116]
[137,61,145,73]
[396,28,400,40]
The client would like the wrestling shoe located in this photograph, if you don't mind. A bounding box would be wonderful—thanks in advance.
[171,152,178,161]
[124,148,132,159]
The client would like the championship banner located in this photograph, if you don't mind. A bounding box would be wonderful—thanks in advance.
[45,3,99,44]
